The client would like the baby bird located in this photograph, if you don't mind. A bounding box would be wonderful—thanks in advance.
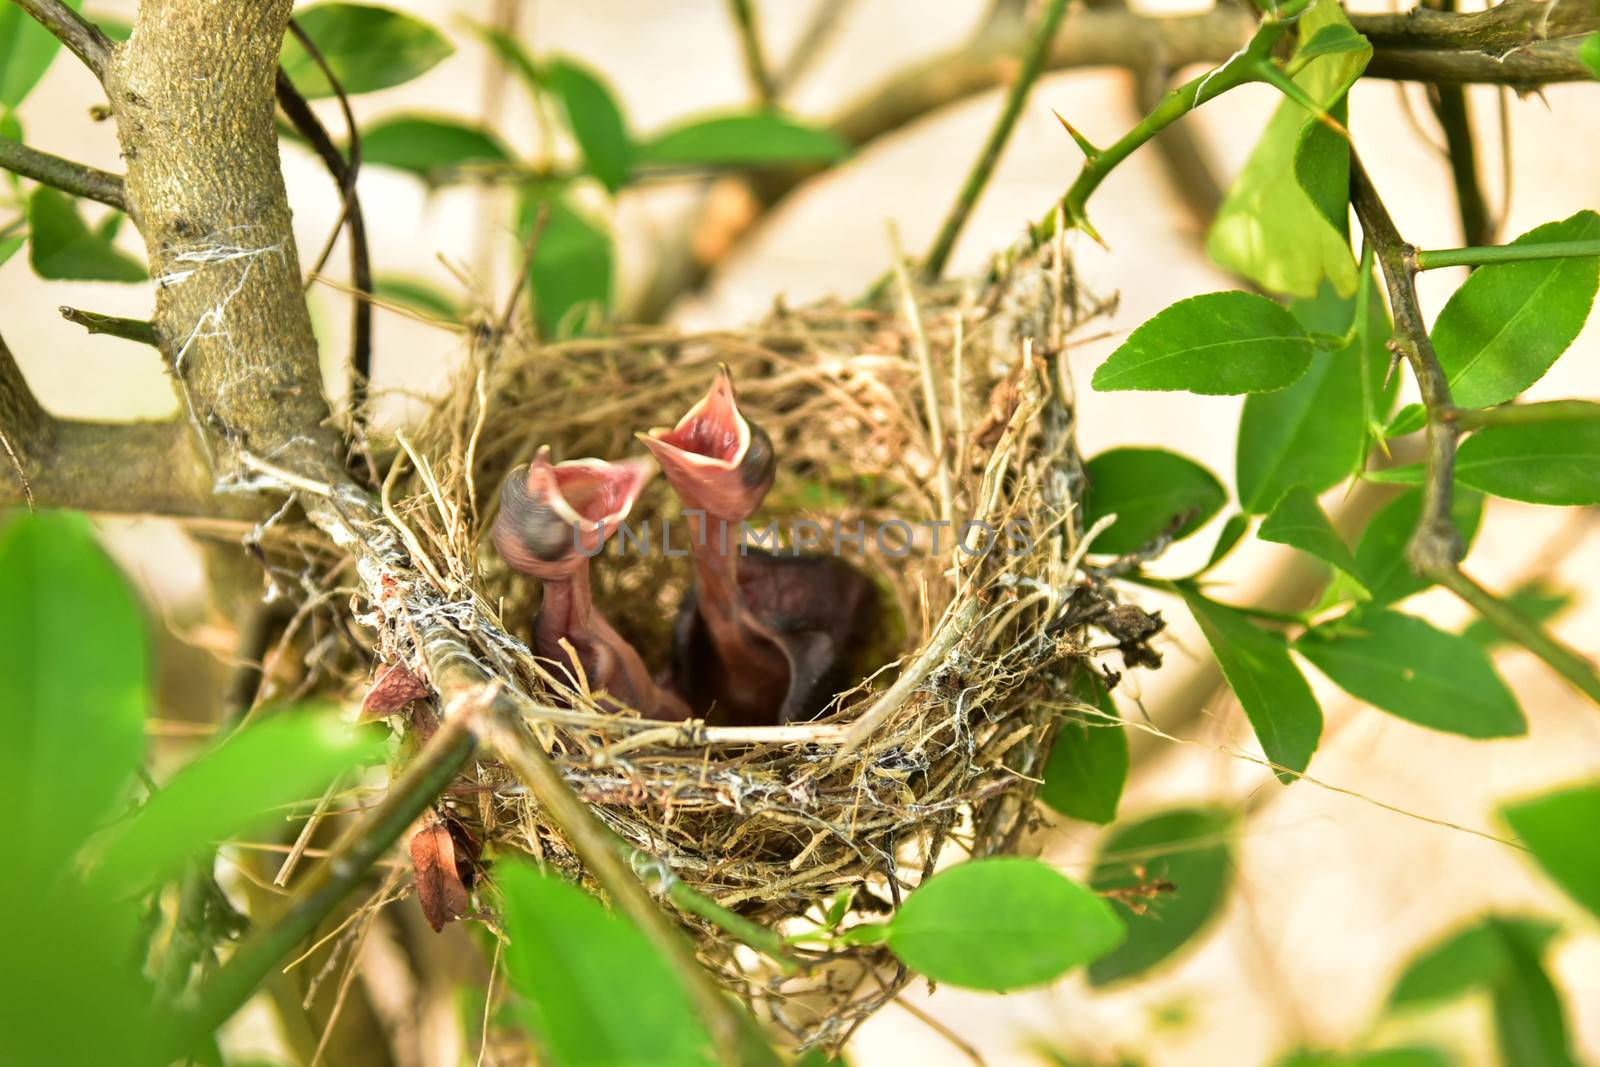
[493,448,689,722]
[640,368,878,725]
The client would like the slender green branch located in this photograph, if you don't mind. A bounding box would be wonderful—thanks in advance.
[1030,0,1312,249]
[1415,239,1600,270]
[481,712,780,1067]
[59,306,157,345]
[726,0,777,105]
[13,0,112,80]
[172,713,479,1056]
[0,136,125,209]
[922,0,1069,279]
[1351,156,1600,708]
[1433,567,1600,705]
[628,847,798,974]
[1450,399,1600,430]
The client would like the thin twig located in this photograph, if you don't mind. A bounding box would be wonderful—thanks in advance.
[13,0,111,80]
[0,136,125,208]
[274,60,373,419]
[1415,239,1600,270]
[725,0,777,105]
[59,306,157,345]
[923,0,1068,280]
[889,225,954,528]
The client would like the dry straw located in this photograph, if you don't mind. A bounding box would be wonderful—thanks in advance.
[272,244,1146,1050]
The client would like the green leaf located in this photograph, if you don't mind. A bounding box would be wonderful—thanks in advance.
[1492,927,1578,1067]
[1353,487,1483,606]
[517,189,613,337]
[543,58,633,192]
[0,230,21,267]
[1502,783,1600,923]
[1088,808,1234,985]
[1294,608,1525,738]
[1081,448,1226,554]
[0,511,147,876]
[280,3,453,98]
[1237,280,1394,512]
[497,862,714,1067]
[1091,291,1315,395]
[373,274,460,318]
[1259,485,1360,578]
[638,112,850,167]
[1453,405,1600,505]
[1292,23,1370,65]
[360,114,510,185]
[1581,33,1600,78]
[886,858,1125,991]
[1384,404,1425,438]
[1430,211,1600,409]
[94,710,380,891]
[28,187,146,282]
[1462,580,1574,647]
[1387,915,1559,1010]
[0,0,81,108]
[1207,0,1369,297]
[1179,588,1323,778]
[470,24,542,97]
[1040,672,1127,825]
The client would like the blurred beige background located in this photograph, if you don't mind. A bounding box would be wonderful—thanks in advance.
[6,1,1600,1064]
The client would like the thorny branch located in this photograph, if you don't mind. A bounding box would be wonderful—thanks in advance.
[1349,156,1600,707]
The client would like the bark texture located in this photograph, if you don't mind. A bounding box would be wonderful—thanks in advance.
[105,0,340,486]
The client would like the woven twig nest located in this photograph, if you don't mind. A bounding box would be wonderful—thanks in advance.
[341,247,1140,1049]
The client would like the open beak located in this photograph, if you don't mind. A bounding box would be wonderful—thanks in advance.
[493,446,654,572]
[638,366,774,521]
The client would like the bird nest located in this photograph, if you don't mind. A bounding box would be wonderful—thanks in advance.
[312,246,1146,1051]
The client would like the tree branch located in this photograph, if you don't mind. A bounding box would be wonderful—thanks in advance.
[1415,238,1600,269]
[13,0,113,81]
[0,333,220,516]
[922,0,1070,279]
[59,306,157,345]
[107,0,342,484]
[1350,155,1600,708]
[1356,0,1600,54]
[0,136,125,208]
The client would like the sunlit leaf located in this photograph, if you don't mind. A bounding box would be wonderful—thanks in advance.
[1352,487,1483,605]
[1081,448,1226,553]
[1295,608,1525,738]
[281,3,453,98]
[1452,404,1600,505]
[0,0,81,108]
[638,112,849,167]
[1274,1048,1453,1067]
[517,188,612,337]
[1387,915,1559,1010]
[887,858,1125,991]
[28,187,146,281]
[498,862,714,1067]
[1292,23,1370,65]
[1179,588,1322,778]
[1088,807,1234,985]
[0,511,147,876]
[93,709,380,891]
[1492,928,1578,1067]
[1237,279,1393,512]
[1430,211,1600,409]
[1582,33,1600,77]
[1091,292,1315,395]
[1207,0,1369,297]
[1502,783,1600,922]
[1259,485,1360,579]
[1040,672,1127,825]
[360,114,510,185]
[544,58,633,192]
